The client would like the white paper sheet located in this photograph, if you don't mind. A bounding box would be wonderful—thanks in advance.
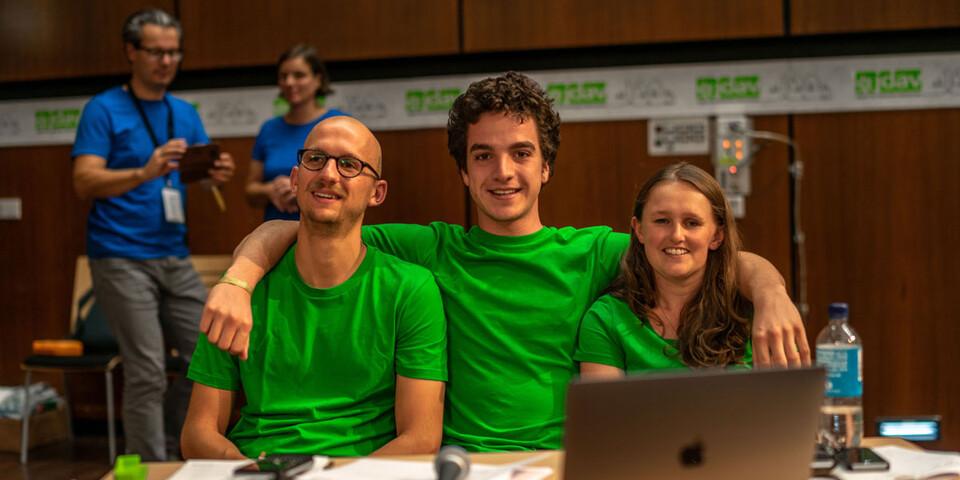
[167,456,330,480]
[302,458,551,480]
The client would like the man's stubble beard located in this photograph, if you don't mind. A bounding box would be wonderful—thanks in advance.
[300,204,365,237]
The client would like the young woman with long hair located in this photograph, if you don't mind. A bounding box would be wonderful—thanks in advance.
[576,162,752,378]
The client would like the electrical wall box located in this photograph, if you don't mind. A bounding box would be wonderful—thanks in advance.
[648,117,710,156]
[713,115,752,195]
[0,197,21,220]
[727,193,746,219]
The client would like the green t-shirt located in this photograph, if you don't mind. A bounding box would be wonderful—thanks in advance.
[362,222,629,451]
[187,244,447,457]
[574,294,753,371]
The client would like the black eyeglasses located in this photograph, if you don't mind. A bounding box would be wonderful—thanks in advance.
[297,149,381,179]
[137,46,183,61]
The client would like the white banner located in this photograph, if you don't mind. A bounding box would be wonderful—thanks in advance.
[2,51,959,148]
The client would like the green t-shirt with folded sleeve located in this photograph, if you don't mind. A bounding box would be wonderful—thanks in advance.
[574,294,753,371]
[362,222,629,452]
[187,244,447,458]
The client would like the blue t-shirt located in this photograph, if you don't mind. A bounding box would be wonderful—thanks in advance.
[251,108,348,221]
[72,86,209,259]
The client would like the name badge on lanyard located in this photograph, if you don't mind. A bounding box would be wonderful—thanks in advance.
[162,186,186,224]
[128,83,184,224]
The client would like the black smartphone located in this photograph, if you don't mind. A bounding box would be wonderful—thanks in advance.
[840,447,890,472]
[233,454,314,480]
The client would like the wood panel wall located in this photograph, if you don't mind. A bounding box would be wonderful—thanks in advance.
[0,146,86,389]
[185,138,261,254]
[463,0,783,53]
[791,0,960,34]
[4,1,958,82]
[363,129,466,226]
[179,0,459,70]
[795,109,960,451]
[0,0,175,82]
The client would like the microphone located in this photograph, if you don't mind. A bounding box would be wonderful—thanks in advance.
[434,445,470,480]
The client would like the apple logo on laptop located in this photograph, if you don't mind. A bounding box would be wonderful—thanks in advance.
[679,439,704,467]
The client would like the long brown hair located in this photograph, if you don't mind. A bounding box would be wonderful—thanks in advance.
[609,162,750,367]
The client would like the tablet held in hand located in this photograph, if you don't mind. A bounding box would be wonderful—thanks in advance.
[179,144,221,184]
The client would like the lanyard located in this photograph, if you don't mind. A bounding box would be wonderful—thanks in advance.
[127,83,175,185]
[127,83,174,149]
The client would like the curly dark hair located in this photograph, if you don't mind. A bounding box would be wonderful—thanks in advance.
[447,72,561,176]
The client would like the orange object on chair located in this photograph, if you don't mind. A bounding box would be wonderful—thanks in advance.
[32,340,83,356]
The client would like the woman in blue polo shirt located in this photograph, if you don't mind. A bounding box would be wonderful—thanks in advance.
[576,163,753,376]
[244,44,348,221]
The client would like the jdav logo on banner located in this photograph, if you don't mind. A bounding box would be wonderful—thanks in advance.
[855,69,922,96]
[696,76,760,102]
[34,108,80,133]
[546,81,607,106]
[405,88,460,115]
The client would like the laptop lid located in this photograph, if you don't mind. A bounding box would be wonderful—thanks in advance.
[563,367,825,480]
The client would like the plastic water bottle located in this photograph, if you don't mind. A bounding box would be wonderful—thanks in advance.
[815,302,863,448]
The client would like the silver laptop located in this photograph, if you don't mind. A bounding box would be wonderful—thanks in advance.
[563,367,825,480]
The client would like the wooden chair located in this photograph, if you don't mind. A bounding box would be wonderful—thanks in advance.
[20,255,233,464]
[20,257,119,464]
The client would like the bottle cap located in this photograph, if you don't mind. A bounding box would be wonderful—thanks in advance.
[828,302,849,319]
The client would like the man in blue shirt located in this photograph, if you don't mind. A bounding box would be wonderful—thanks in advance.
[71,8,235,460]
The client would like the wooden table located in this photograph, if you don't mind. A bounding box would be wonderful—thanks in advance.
[101,438,933,480]
[103,450,563,480]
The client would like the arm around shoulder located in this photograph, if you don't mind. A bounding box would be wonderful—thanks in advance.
[199,220,298,359]
[735,251,811,368]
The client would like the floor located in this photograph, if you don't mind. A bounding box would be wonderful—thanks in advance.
[0,435,114,480]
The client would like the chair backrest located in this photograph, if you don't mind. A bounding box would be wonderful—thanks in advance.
[74,289,118,353]
[69,256,93,335]
[190,255,234,290]
[66,255,233,349]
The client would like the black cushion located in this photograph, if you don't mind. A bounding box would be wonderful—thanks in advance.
[23,353,119,370]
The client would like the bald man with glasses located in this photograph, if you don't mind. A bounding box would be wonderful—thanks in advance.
[181,117,447,459]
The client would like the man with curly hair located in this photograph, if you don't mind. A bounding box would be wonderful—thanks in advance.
[198,72,809,451]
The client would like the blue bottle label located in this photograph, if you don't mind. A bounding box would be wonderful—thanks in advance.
[816,345,862,397]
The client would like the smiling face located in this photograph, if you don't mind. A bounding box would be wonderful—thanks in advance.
[278,56,321,107]
[461,112,550,236]
[290,117,386,230]
[125,24,180,92]
[634,180,724,287]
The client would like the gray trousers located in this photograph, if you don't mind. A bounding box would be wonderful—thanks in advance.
[89,257,206,461]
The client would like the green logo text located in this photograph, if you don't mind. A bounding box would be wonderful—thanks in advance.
[855,69,922,96]
[405,88,460,114]
[546,81,607,106]
[696,76,760,102]
[35,108,80,132]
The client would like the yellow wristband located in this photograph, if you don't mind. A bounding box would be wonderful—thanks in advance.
[217,274,252,294]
